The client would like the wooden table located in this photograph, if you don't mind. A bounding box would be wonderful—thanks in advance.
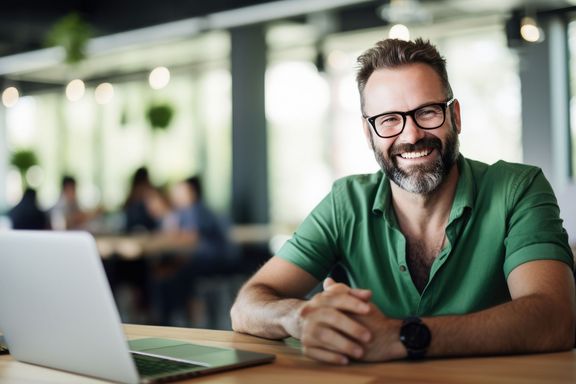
[95,234,195,259]
[0,324,574,383]
[94,224,293,259]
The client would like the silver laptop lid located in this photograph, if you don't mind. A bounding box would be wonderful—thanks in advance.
[0,230,140,384]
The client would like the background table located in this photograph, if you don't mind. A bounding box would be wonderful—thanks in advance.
[1,324,575,383]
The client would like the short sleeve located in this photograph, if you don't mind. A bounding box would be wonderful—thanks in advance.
[503,168,574,278]
[276,188,340,281]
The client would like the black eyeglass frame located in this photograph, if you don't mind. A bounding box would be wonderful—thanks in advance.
[364,98,455,139]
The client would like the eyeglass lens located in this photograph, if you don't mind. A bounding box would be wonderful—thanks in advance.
[373,104,446,137]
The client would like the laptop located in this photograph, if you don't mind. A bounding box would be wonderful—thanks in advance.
[0,230,274,383]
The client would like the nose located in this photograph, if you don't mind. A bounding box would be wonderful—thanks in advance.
[399,115,426,144]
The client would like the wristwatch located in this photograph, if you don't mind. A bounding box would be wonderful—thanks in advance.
[400,317,431,359]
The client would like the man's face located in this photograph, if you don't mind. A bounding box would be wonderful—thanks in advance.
[169,182,198,209]
[63,183,77,200]
[361,63,461,195]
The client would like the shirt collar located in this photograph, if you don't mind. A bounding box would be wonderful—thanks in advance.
[371,170,393,220]
[449,154,475,221]
[370,154,475,221]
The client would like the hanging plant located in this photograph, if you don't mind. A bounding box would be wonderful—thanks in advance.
[146,103,175,131]
[10,149,38,188]
[120,105,129,127]
[11,149,38,174]
[45,12,92,65]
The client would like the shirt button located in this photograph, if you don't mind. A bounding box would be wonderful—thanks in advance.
[399,265,407,272]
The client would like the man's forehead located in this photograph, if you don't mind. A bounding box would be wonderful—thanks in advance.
[362,63,445,112]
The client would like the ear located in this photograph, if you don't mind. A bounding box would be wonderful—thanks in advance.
[452,99,462,134]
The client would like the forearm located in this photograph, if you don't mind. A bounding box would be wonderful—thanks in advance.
[425,293,575,358]
[230,283,305,340]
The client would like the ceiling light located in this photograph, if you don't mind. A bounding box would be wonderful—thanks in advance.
[389,24,410,41]
[520,16,543,43]
[95,83,114,105]
[66,79,85,102]
[149,66,171,90]
[2,87,19,108]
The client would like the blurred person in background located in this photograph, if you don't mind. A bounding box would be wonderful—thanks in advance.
[143,186,174,231]
[150,176,233,326]
[50,175,100,230]
[8,188,50,230]
[166,176,229,254]
[107,167,167,324]
[123,166,160,234]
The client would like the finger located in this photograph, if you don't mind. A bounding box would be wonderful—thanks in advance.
[323,279,372,302]
[323,279,351,294]
[325,311,372,343]
[300,307,371,343]
[302,346,349,365]
[310,291,370,315]
[322,277,337,290]
[348,288,373,301]
[302,324,366,359]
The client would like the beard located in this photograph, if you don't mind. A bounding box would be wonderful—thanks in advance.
[370,123,460,195]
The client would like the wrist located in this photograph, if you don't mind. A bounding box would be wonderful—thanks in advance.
[390,329,409,360]
[399,317,431,360]
[371,319,407,361]
[280,299,307,339]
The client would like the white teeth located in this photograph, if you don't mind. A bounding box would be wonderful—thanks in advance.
[400,150,431,159]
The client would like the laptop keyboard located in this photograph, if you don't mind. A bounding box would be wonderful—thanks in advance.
[133,353,204,378]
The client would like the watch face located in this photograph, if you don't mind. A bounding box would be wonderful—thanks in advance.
[400,321,431,350]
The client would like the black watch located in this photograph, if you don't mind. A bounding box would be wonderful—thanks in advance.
[400,317,431,360]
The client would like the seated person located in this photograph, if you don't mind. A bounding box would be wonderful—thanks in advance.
[107,168,164,323]
[50,175,100,230]
[8,188,50,230]
[150,176,232,326]
[123,167,160,234]
[165,176,230,258]
[230,38,576,364]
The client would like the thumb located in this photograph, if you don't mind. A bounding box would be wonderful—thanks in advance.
[323,277,337,290]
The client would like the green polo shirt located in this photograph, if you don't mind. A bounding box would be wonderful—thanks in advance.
[277,156,574,318]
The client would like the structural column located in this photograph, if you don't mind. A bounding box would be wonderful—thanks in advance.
[519,16,576,240]
[519,16,571,190]
[230,24,268,224]
[0,107,7,214]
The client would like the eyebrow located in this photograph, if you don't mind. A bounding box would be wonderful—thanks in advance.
[367,99,447,117]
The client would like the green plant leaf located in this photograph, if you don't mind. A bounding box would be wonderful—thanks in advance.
[45,12,92,65]
[10,149,38,174]
[146,103,175,130]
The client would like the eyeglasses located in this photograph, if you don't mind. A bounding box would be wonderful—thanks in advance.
[364,98,455,139]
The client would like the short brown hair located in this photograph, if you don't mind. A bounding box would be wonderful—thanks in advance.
[356,38,453,110]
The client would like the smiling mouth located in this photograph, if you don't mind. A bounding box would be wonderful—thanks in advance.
[398,148,434,159]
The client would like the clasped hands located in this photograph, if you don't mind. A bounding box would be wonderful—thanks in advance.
[294,278,406,364]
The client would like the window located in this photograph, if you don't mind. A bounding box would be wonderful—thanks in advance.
[4,31,232,216]
[266,17,522,226]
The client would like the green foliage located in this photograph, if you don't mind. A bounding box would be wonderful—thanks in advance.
[45,12,92,64]
[10,149,38,175]
[146,103,175,131]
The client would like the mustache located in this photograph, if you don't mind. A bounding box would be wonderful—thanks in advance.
[390,137,443,156]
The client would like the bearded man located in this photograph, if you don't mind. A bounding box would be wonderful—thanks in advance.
[230,38,575,364]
